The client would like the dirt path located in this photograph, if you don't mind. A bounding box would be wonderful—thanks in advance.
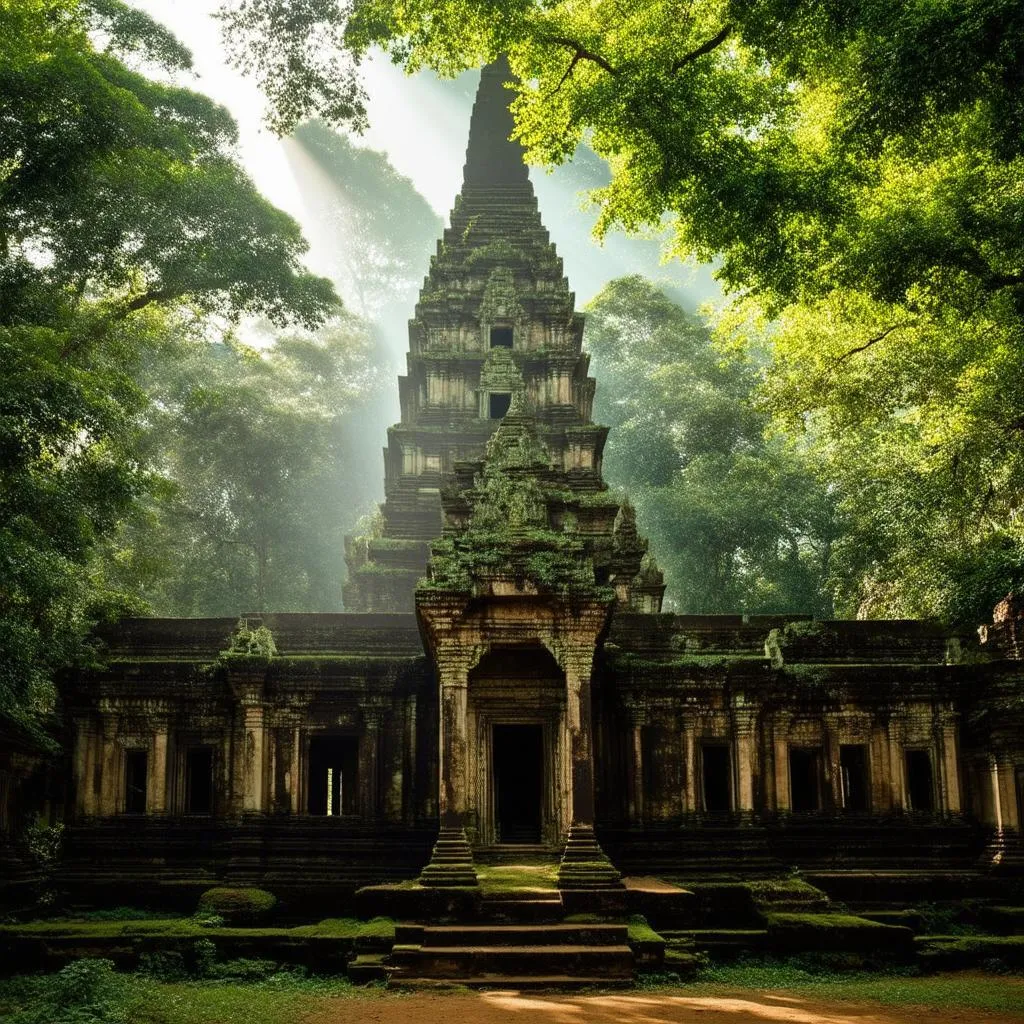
[304,989,1024,1024]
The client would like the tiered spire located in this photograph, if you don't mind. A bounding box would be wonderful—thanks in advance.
[343,59,662,614]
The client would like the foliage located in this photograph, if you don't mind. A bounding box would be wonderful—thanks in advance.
[0,0,339,739]
[0,960,365,1024]
[219,620,278,664]
[587,277,835,614]
[0,958,137,1024]
[196,887,277,925]
[95,316,378,616]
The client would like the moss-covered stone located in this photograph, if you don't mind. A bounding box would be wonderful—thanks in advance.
[196,887,277,926]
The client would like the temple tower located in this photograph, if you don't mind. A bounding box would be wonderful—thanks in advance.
[343,57,610,613]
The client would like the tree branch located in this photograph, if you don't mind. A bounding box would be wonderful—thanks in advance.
[833,323,911,362]
[671,24,732,73]
[542,36,618,77]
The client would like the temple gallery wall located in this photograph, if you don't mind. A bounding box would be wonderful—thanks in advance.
[3,58,1023,913]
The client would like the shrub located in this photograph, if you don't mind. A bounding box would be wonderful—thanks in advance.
[6,958,134,1024]
[137,950,187,982]
[196,887,277,925]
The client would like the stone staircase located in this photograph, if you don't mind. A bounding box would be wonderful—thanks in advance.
[387,919,634,989]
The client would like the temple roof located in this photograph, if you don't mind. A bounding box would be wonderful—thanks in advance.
[462,56,530,188]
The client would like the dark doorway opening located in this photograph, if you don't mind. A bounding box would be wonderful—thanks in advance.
[701,744,732,813]
[493,724,543,843]
[840,744,870,812]
[124,749,148,814]
[185,747,213,814]
[789,747,822,812]
[308,736,359,816]
[905,749,935,811]
[489,392,512,419]
[490,326,514,349]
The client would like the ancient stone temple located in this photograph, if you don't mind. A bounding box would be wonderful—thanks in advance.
[14,59,1024,939]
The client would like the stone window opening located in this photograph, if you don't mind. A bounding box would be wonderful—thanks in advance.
[489,392,512,419]
[905,748,935,812]
[839,744,870,812]
[124,749,148,815]
[701,743,733,813]
[490,325,514,349]
[185,747,214,815]
[789,746,823,812]
[307,735,359,816]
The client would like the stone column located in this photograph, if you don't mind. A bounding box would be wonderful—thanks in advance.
[939,710,962,815]
[773,713,791,813]
[420,658,477,886]
[682,720,697,815]
[627,711,644,824]
[557,644,622,890]
[887,717,905,812]
[148,723,168,814]
[732,704,756,818]
[289,725,301,815]
[228,670,268,815]
[869,719,892,812]
[824,716,843,811]
[242,703,266,813]
[99,718,119,815]
[360,706,383,819]
[74,721,96,817]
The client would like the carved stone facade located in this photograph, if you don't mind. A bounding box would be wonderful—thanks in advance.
[15,60,1024,912]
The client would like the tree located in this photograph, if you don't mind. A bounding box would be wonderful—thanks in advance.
[291,122,442,321]
[101,316,379,616]
[588,277,835,615]
[0,0,339,737]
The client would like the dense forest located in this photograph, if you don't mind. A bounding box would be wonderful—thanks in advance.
[4,0,1024,744]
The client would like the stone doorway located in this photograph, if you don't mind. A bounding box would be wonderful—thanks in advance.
[493,724,543,843]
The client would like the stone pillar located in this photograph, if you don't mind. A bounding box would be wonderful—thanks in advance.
[627,713,644,824]
[289,725,301,814]
[557,648,621,890]
[824,717,843,811]
[887,717,905,812]
[773,713,791,813]
[242,703,266,813]
[732,705,756,818]
[148,723,168,814]
[869,720,892,812]
[939,711,962,815]
[682,721,697,815]
[74,721,96,817]
[228,670,268,815]
[360,706,383,819]
[99,719,119,815]
[420,659,477,886]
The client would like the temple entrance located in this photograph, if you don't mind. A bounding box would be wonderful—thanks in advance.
[493,724,543,843]
[307,736,359,816]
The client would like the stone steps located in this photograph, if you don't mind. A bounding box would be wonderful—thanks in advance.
[395,923,626,946]
[386,920,634,987]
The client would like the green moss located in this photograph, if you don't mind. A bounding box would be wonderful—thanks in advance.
[628,915,664,945]
[197,887,276,925]
[765,912,892,930]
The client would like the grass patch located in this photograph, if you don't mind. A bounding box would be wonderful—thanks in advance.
[474,862,558,892]
[686,961,1024,1015]
[0,961,376,1024]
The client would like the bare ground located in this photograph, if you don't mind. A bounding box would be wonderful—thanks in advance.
[304,986,1024,1024]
